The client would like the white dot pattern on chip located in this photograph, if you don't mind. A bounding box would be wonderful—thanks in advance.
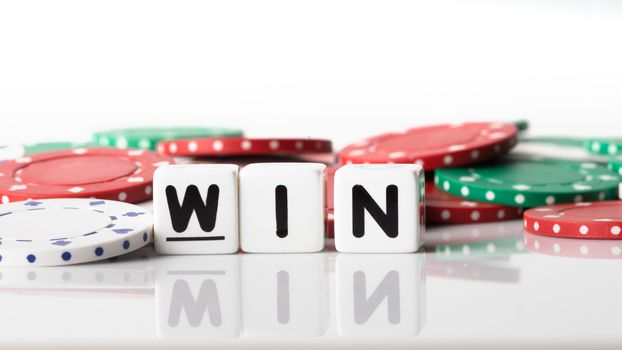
[188,141,198,152]
[269,140,280,150]
[213,140,224,151]
[515,194,525,204]
[241,140,252,150]
[441,210,450,220]
[553,224,560,233]
[485,191,495,201]
[579,225,589,235]
[612,226,621,235]
[470,211,480,221]
[443,155,453,165]
[118,192,127,201]
[460,186,469,196]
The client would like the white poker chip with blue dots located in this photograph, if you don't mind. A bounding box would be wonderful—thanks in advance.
[0,144,24,162]
[0,199,152,266]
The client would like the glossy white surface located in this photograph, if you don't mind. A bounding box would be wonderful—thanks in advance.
[3,218,622,348]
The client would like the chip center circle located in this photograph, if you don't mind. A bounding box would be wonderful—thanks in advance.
[18,155,138,186]
[0,207,111,241]
[382,125,481,152]
[474,162,585,186]
[561,204,622,220]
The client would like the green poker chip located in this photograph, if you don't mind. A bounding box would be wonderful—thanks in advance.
[434,157,621,207]
[92,126,244,150]
[585,138,622,155]
[23,141,98,155]
[608,157,622,176]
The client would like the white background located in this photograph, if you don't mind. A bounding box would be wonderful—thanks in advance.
[1,0,622,148]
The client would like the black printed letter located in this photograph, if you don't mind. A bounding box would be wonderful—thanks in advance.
[352,185,398,238]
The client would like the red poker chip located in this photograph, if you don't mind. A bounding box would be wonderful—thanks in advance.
[524,232,622,259]
[426,182,523,224]
[338,122,518,169]
[158,137,333,157]
[524,201,622,239]
[0,148,172,203]
[325,166,337,238]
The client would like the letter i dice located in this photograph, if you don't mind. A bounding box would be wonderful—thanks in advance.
[239,163,325,253]
[334,164,424,253]
[153,164,239,255]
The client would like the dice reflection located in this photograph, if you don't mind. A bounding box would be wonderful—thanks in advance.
[336,254,426,336]
[156,255,241,339]
[156,251,426,339]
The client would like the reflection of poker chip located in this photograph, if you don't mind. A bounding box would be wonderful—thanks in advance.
[434,237,525,260]
[426,259,520,283]
[524,232,622,259]
[338,122,518,169]
[0,199,152,266]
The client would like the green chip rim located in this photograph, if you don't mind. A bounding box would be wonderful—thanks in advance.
[434,158,621,207]
[608,157,622,176]
[92,126,244,150]
[584,138,622,155]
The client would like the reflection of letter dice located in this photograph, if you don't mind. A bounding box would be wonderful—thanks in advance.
[153,164,239,255]
[336,254,426,336]
[239,163,326,253]
[334,164,424,253]
[241,254,328,336]
[156,255,241,339]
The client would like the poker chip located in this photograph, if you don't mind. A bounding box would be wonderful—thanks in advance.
[523,201,622,239]
[338,122,518,169]
[426,182,523,224]
[157,137,333,157]
[325,166,337,238]
[524,232,622,259]
[435,158,620,207]
[0,144,24,162]
[23,141,97,155]
[0,199,152,266]
[93,126,243,150]
[0,148,172,203]
[608,156,622,176]
[585,138,622,155]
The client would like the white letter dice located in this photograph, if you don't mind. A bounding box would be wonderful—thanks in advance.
[154,164,239,255]
[240,163,325,253]
[334,164,424,253]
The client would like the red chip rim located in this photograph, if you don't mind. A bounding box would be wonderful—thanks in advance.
[338,122,518,169]
[524,232,622,259]
[524,201,622,239]
[0,148,173,203]
[426,182,523,224]
[158,137,333,157]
